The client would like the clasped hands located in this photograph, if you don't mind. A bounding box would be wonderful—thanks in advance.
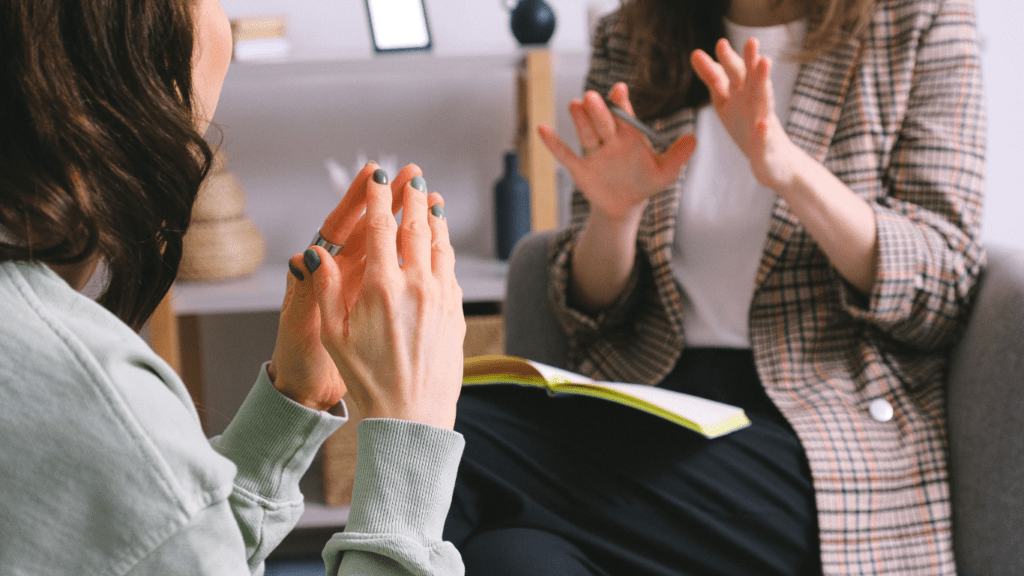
[539,36,804,219]
[268,163,466,431]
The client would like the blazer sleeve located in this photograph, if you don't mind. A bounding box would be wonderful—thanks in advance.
[547,14,649,344]
[835,0,986,351]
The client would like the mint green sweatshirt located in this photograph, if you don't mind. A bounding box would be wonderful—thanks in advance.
[0,261,465,576]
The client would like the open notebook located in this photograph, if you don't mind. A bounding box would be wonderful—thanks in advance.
[463,355,751,439]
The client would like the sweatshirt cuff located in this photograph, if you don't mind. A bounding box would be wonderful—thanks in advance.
[213,363,348,500]
[344,419,465,541]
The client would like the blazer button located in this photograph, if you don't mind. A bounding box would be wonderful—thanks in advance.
[869,398,894,422]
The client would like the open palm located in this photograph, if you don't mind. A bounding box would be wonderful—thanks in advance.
[539,83,696,220]
[691,37,799,190]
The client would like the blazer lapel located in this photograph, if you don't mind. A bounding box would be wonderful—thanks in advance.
[755,34,864,289]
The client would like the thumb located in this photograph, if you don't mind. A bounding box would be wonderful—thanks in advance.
[657,134,698,177]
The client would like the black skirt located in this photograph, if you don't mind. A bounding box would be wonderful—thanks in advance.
[443,348,821,576]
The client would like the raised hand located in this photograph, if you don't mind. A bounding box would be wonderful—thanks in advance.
[304,167,465,430]
[538,82,697,221]
[268,162,431,413]
[691,37,801,190]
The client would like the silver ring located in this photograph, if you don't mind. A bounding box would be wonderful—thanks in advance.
[310,230,344,256]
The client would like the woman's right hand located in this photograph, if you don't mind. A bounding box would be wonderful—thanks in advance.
[538,82,697,220]
[305,166,466,430]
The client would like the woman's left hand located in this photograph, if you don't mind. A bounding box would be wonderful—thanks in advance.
[691,37,801,191]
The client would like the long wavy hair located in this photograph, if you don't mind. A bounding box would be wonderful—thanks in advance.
[618,0,877,120]
[0,0,215,330]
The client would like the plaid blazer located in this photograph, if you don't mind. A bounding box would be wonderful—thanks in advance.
[547,0,986,573]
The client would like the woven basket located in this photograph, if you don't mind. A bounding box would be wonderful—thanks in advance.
[179,217,265,281]
[193,173,247,222]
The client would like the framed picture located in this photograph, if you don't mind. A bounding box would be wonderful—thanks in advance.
[364,0,433,53]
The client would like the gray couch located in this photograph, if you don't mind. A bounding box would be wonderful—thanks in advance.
[503,230,1024,575]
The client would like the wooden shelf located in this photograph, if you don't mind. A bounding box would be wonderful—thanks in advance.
[172,255,508,316]
[221,51,588,85]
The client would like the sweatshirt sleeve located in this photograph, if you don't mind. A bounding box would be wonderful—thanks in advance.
[323,419,466,576]
[211,364,348,573]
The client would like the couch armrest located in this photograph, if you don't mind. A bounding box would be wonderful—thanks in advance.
[947,244,1024,575]
[503,230,570,368]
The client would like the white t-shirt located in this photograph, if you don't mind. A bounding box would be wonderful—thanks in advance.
[671,18,808,348]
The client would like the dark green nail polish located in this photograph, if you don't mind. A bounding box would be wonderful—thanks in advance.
[411,176,426,192]
[431,205,445,219]
[288,261,305,281]
[303,248,321,274]
[372,169,389,185]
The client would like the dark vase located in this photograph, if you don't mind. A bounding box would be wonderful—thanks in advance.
[509,0,557,46]
[494,152,531,261]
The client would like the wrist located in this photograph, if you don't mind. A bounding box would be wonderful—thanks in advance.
[266,362,337,412]
[764,140,810,198]
[590,200,645,233]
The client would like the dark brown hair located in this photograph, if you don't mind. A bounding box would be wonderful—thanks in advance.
[618,0,877,120]
[0,0,214,330]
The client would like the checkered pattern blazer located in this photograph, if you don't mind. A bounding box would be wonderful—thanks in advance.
[547,0,985,573]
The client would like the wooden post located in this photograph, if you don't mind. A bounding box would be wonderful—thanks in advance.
[150,290,181,373]
[516,49,558,231]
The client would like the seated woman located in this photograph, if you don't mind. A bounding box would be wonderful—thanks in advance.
[0,0,465,574]
[443,0,984,574]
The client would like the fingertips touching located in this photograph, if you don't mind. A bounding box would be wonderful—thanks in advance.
[399,173,432,273]
[390,163,423,213]
[364,166,400,274]
[427,193,454,273]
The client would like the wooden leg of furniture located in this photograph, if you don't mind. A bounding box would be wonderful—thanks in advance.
[150,290,181,373]
[517,48,558,231]
[178,315,207,432]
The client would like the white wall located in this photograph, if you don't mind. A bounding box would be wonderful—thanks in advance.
[219,0,619,60]
[975,0,1024,249]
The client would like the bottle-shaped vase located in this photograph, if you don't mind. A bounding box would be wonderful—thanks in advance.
[494,151,531,261]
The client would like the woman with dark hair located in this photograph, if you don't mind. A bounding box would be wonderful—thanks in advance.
[444,0,985,574]
[0,0,466,574]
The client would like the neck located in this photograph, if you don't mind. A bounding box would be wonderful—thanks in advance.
[727,0,803,26]
[49,258,101,292]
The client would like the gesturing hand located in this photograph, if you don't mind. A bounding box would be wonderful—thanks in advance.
[304,166,465,430]
[538,82,697,221]
[267,162,400,412]
[691,37,801,190]
[268,162,439,414]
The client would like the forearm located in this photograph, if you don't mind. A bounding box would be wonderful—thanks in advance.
[569,203,645,311]
[774,144,878,294]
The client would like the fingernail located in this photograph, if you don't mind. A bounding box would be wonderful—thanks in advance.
[288,261,305,281]
[372,168,389,185]
[430,205,445,220]
[411,176,426,192]
[303,248,321,274]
